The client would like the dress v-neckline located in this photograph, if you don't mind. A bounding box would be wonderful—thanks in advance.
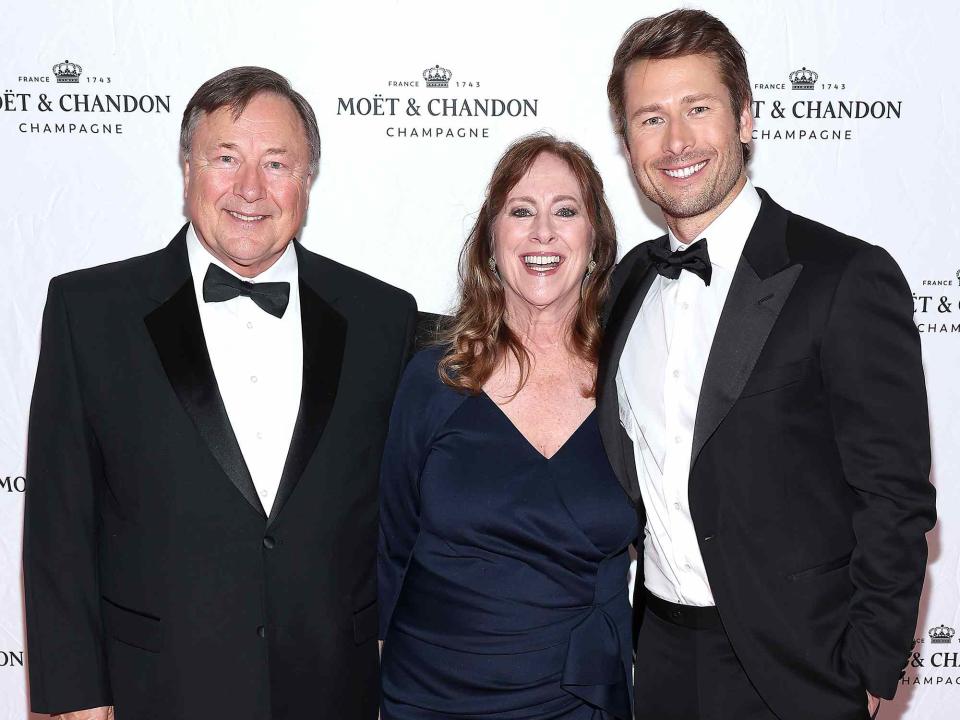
[479,391,596,462]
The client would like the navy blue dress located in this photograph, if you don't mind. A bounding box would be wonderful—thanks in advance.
[379,348,638,719]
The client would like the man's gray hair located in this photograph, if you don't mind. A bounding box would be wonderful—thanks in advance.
[180,66,321,175]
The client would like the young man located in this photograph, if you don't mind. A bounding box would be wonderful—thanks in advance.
[597,10,935,720]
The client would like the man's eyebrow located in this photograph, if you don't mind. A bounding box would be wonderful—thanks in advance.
[214,143,288,155]
[631,94,724,118]
[681,93,722,105]
[632,103,663,117]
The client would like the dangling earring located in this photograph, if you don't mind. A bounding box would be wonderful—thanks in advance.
[580,257,597,302]
[488,256,497,273]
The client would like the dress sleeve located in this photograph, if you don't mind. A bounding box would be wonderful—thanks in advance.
[378,347,462,640]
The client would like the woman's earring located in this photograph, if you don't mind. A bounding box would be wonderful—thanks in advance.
[580,258,598,301]
[488,257,497,273]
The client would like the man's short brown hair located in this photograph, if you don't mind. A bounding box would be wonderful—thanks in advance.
[180,66,321,175]
[607,9,753,162]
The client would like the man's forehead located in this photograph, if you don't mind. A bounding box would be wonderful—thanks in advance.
[626,54,724,95]
[195,95,306,144]
[208,95,299,125]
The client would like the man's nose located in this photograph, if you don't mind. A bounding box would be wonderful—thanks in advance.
[234,161,265,203]
[664,117,695,157]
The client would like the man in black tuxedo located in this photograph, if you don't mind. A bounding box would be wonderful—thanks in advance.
[23,67,416,720]
[597,10,936,720]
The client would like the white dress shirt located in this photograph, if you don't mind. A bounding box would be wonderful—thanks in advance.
[616,180,761,606]
[186,225,303,514]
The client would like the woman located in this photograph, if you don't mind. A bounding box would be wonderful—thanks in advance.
[379,134,637,719]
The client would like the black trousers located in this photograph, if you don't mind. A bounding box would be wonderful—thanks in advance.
[633,594,780,720]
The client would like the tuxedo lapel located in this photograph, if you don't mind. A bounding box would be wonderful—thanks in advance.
[690,190,802,469]
[597,238,664,504]
[144,227,265,518]
[267,247,347,527]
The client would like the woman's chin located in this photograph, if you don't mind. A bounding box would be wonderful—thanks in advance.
[506,288,580,317]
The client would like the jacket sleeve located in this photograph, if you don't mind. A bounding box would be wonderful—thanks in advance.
[377,351,430,642]
[820,245,936,699]
[23,278,113,713]
[377,348,464,641]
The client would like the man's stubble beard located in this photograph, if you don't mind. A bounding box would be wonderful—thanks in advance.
[635,139,746,221]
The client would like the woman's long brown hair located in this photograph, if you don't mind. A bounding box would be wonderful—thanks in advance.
[438,133,618,397]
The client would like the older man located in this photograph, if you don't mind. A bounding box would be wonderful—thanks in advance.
[597,9,936,720]
[23,67,416,720]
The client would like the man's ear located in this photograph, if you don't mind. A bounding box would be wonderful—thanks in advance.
[182,156,191,200]
[738,102,754,144]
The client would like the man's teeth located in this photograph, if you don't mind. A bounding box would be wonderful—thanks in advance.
[228,211,265,221]
[523,255,561,270]
[664,161,706,179]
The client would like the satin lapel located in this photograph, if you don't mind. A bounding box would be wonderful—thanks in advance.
[267,276,347,527]
[597,240,663,504]
[144,273,265,518]
[690,191,802,470]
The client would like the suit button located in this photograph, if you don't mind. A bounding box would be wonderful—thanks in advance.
[670,610,682,619]
[263,536,276,549]
[257,625,266,638]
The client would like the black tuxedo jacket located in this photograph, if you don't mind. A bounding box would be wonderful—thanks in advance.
[23,225,417,719]
[598,189,936,719]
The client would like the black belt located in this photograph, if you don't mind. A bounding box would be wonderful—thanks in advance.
[644,590,723,630]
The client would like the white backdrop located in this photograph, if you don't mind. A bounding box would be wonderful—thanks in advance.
[2,0,957,717]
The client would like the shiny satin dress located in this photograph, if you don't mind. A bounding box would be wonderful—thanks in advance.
[379,348,638,719]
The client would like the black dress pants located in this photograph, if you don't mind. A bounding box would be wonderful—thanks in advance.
[633,593,875,720]
[633,595,780,720]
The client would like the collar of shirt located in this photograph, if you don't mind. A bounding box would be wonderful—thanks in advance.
[667,178,761,273]
[185,223,299,301]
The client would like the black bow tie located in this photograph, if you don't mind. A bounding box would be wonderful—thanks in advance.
[647,239,712,286]
[202,263,290,318]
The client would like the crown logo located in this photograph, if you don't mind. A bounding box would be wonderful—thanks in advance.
[928,625,955,644]
[423,64,452,88]
[53,59,83,84]
[789,66,818,90]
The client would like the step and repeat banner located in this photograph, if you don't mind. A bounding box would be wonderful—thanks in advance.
[1,0,957,716]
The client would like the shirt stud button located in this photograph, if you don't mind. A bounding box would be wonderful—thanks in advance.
[250,375,258,384]
[246,321,254,329]
[672,369,680,378]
